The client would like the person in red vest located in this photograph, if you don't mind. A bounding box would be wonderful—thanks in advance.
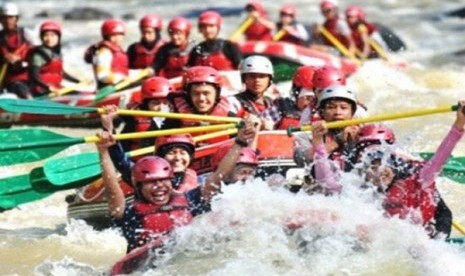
[0,2,33,98]
[345,6,385,59]
[243,1,275,41]
[318,0,355,57]
[261,65,316,130]
[101,76,173,153]
[127,14,165,69]
[27,20,81,98]
[275,4,309,46]
[229,55,274,130]
[187,11,242,71]
[152,17,193,79]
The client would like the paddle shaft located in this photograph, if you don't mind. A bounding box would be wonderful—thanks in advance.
[230,17,254,42]
[318,26,361,66]
[273,29,287,41]
[289,105,459,134]
[46,80,89,98]
[0,63,7,86]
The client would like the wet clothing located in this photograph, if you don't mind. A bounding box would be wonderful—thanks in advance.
[152,42,194,79]
[322,17,352,49]
[261,97,302,130]
[127,38,164,69]
[187,39,242,70]
[245,19,273,41]
[27,45,79,96]
[229,90,274,117]
[348,21,378,58]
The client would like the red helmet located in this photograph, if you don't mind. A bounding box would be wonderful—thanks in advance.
[293,66,315,90]
[155,134,195,158]
[101,19,126,37]
[280,4,296,17]
[141,77,173,100]
[312,66,346,94]
[237,147,259,166]
[345,6,366,20]
[198,11,222,28]
[140,14,163,30]
[245,1,266,15]
[168,17,192,35]
[320,0,338,10]
[358,124,396,145]
[183,66,221,89]
[40,20,62,35]
[132,156,173,184]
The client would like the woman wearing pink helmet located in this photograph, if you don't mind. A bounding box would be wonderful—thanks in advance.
[275,4,309,46]
[242,1,275,41]
[187,10,242,71]
[152,17,194,79]
[127,14,165,69]
[27,20,82,97]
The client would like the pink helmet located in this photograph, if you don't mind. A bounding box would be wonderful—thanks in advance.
[140,14,163,30]
[40,20,62,35]
[345,6,366,20]
[183,66,221,88]
[198,10,222,28]
[280,4,296,17]
[293,66,315,90]
[141,77,173,100]
[168,17,192,34]
[155,134,195,158]
[320,0,338,10]
[101,18,126,37]
[358,124,396,145]
[312,66,346,94]
[245,1,266,15]
[132,156,173,184]
[237,147,259,166]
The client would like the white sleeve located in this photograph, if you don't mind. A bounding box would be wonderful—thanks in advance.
[94,48,125,84]
[295,24,310,41]
[299,107,312,125]
[336,20,351,36]
[227,96,242,114]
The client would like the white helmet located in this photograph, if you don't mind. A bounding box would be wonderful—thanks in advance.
[1,3,19,16]
[317,85,357,111]
[240,55,274,78]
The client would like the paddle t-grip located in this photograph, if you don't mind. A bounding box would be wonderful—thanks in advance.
[287,126,300,137]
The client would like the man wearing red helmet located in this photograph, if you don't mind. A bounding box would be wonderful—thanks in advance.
[261,65,316,130]
[127,14,165,69]
[0,3,34,98]
[275,4,309,46]
[317,0,356,57]
[152,17,194,79]
[27,20,81,97]
[242,1,275,41]
[101,76,173,153]
[187,10,242,71]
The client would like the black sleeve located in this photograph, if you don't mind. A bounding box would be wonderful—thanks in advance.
[152,44,169,74]
[108,141,134,185]
[28,52,50,92]
[62,71,80,83]
[223,41,243,69]
[186,44,199,67]
[185,187,211,216]
[127,43,138,69]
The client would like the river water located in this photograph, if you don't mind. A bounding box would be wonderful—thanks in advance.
[2,0,465,275]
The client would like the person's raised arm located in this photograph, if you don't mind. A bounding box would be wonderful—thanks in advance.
[96,131,126,219]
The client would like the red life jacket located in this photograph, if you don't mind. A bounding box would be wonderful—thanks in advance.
[131,40,165,69]
[172,94,231,143]
[245,22,273,41]
[276,23,305,46]
[275,98,301,130]
[193,43,235,71]
[235,91,273,117]
[384,172,438,227]
[133,193,193,246]
[322,17,350,48]
[96,40,129,77]
[176,168,199,193]
[348,21,377,54]
[29,46,63,93]
[160,44,190,79]
[0,28,31,84]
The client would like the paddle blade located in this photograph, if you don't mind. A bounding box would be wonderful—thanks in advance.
[44,152,102,186]
[0,99,96,115]
[0,128,82,166]
[0,187,51,210]
[94,85,116,103]
[0,174,33,195]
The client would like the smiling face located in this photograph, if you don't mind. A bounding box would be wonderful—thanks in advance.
[169,30,188,47]
[189,83,217,113]
[41,31,59,48]
[321,99,354,122]
[140,179,173,205]
[141,27,156,43]
[163,147,191,172]
[243,73,271,95]
[108,33,124,46]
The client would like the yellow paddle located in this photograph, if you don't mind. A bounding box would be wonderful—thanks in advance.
[43,80,92,99]
[94,69,151,102]
[288,104,459,135]
[273,29,287,41]
[230,17,254,42]
[452,220,465,235]
[0,63,8,86]
[318,26,361,66]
